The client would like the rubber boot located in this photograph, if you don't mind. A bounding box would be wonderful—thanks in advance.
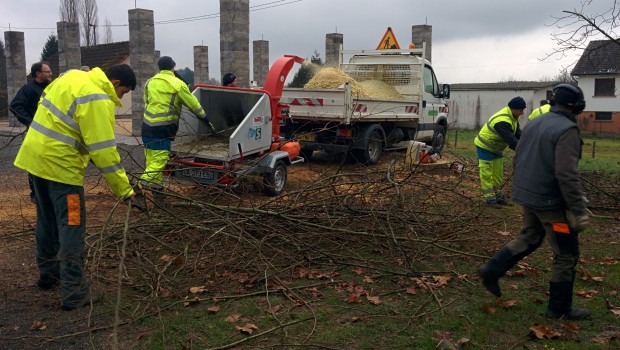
[546,281,591,320]
[478,247,515,297]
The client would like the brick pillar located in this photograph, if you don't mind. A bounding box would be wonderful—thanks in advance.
[325,33,343,68]
[193,46,209,85]
[4,31,26,126]
[220,0,249,88]
[252,40,269,87]
[128,8,156,136]
[57,22,81,73]
[412,25,432,62]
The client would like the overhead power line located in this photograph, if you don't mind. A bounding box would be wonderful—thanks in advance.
[0,0,303,30]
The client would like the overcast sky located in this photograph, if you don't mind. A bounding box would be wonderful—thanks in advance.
[1,0,613,84]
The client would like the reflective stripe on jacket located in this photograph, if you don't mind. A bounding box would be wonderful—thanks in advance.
[142,70,206,139]
[527,104,551,121]
[14,68,133,199]
[474,106,518,154]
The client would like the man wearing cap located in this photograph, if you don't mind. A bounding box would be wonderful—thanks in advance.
[474,96,525,208]
[139,56,210,189]
[222,72,237,87]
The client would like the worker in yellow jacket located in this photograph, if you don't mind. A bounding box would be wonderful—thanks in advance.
[14,64,137,310]
[527,99,551,121]
[474,97,525,208]
[139,56,210,188]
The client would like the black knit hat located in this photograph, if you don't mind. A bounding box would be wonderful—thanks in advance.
[158,56,176,71]
[222,73,236,86]
[508,96,526,110]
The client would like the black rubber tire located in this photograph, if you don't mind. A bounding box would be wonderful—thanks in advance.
[431,124,447,153]
[263,160,288,196]
[354,125,384,165]
[300,148,314,161]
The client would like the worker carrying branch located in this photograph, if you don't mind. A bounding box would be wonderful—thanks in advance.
[139,56,214,188]
[474,96,525,208]
[14,64,137,310]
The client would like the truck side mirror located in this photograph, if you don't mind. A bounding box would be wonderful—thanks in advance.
[441,84,451,99]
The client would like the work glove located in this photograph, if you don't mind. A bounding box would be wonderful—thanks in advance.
[202,118,217,136]
[565,210,590,233]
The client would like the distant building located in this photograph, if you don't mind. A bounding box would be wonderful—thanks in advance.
[448,81,558,130]
[571,39,620,136]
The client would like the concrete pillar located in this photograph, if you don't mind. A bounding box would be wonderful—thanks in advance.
[57,22,81,73]
[325,33,343,67]
[412,25,432,62]
[128,8,156,136]
[193,46,209,85]
[252,40,268,87]
[0,39,7,119]
[220,0,249,88]
[4,31,26,126]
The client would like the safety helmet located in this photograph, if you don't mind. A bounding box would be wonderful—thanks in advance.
[550,83,586,114]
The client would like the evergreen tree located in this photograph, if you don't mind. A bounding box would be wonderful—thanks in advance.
[176,67,195,87]
[287,50,323,88]
[40,33,58,62]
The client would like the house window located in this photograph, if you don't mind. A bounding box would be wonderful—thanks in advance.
[595,112,612,121]
[594,78,615,96]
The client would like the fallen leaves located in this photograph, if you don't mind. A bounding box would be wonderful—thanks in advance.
[606,299,620,317]
[576,289,598,298]
[29,321,46,331]
[224,314,242,323]
[235,323,258,335]
[530,324,561,339]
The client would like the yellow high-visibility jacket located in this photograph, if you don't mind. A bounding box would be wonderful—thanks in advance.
[474,106,519,154]
[14,68,133,199]
[527,104,551,121]
[142,70,206,139]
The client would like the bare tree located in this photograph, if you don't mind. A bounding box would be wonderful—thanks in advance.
[59,0,80,22]
[547,0,620,60]
[81,0,99,46]
[104,18,113,44]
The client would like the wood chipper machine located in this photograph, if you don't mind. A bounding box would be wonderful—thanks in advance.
[167,55,305,195]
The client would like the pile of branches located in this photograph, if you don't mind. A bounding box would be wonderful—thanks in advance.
[86,156,497,316]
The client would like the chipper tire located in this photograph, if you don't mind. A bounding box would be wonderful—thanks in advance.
[263,160,288,196]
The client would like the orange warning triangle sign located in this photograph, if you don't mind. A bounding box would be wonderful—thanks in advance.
[376,27,401,50]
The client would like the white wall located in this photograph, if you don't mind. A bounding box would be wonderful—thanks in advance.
[448,90,539,130]
[578,76,620,112]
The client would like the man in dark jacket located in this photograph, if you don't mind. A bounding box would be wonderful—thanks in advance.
[10,62,52,126]
[10,62,53,203]
[478,83,591,320]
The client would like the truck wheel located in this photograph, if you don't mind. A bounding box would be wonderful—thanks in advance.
[263,160,287,196]
[431,124,447,153]
[354,125,384,165]
[300,148,314,161]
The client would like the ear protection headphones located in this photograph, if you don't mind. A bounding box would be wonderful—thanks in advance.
[550,83,586,114]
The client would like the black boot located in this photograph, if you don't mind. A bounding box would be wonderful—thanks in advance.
[546,281,591,320]
[478,247,516,297]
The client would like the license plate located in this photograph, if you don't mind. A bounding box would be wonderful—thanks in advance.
[296,133,316,142]
[181,168,215,180]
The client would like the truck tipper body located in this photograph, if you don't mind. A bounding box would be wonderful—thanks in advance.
[281,44,450,164]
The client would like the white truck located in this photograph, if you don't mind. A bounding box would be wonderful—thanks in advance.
[281,43,450,164]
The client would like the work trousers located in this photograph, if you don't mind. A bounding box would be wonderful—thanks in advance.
[30,174,88,307]
[504,206,580,283]
[477,147,504,201]
[140,148,170,186]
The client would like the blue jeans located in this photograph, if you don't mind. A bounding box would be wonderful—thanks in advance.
[30,174,88,307]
